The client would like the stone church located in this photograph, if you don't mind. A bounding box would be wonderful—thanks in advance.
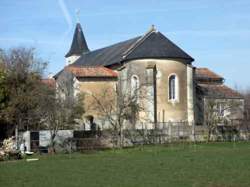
[54,23,244,129]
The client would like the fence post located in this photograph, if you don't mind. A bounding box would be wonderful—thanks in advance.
[192,122,195,142]
[69,138,72,159]
[169,123,172,143]
[177,123,180,140]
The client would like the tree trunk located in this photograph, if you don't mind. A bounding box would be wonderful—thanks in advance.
[207,129,211,142]
[49,132,56,154]
[119,125,123,148]
[15,125,18,150]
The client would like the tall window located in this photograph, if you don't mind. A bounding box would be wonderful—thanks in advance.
[169,75,177,101]
[217,103,225,117]
[131,75,139,98]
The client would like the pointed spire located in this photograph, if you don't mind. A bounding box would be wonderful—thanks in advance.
[65,23,90,57]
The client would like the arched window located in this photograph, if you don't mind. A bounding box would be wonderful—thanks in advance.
[169,74,178,101]
[131,75,139,98]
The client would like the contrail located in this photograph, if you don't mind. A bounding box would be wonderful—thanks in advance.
[58,0,73,39]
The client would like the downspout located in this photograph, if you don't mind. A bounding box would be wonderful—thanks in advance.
[153,66,157,129]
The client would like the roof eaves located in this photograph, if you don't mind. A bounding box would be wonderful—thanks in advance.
[53,69,64,79]
[76,75,118,78]
[198,84,244,99]
[120,56,194,65]
[203,95,244,99]
[196,68,224,79]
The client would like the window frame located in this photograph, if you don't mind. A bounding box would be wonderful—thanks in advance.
[168,73,179,103]
[217,102,225,117]
[131,75,140,101]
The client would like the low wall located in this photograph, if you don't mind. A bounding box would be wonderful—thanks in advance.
[19,123,250,152]
[20,130,73,152]
[39,130,73,147]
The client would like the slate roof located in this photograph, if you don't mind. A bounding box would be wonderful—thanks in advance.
[63,66,118,78]
[195,68,224,84]
[65,23,89,57]
[72,28,194,67]
[197,84,243,99]
[73,37,140,67]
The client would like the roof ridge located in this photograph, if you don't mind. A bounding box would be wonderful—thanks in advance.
[122,26,157,59]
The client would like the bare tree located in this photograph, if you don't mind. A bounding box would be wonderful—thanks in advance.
[85,79,153,147]
[204,98,243,141]
[239,89,250,139]
[41,72,85,153]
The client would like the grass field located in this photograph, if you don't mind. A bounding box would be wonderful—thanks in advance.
[1,142,250,187]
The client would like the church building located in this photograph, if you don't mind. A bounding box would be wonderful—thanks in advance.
[54,23,244,129]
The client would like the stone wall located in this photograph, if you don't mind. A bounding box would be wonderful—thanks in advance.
[78,77,117,125]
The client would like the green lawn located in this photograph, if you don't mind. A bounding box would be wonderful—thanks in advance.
[1,142,250,187]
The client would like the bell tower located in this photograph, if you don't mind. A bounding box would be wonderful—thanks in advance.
[65,23,89,65]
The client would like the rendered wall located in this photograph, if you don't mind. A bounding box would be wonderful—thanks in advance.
[121,58,191,124]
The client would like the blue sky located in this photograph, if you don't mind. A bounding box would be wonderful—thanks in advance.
[0,0,250,89]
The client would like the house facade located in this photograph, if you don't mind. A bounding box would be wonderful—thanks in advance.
[54,23,244,129]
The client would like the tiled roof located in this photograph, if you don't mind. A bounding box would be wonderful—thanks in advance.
[198,84,243,99]
[41,78,56,88]
[64,66,118,78]
[195,68,224,83]
[72,29,194,67]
